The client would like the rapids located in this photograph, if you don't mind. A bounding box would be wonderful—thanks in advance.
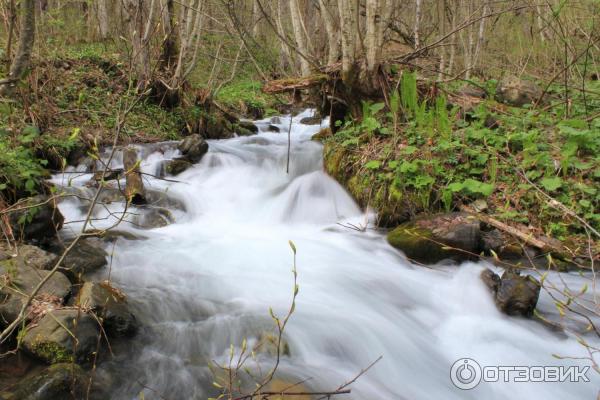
[51,110,599,399]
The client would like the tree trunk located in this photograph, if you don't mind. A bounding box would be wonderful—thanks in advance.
[0,0,35,96]
[317,0,339,65]
[289,0,311,76]
[97,0,110,39]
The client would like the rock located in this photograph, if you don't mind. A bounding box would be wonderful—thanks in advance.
[22,309,99,364]
[235,126,255,137]
[270,116,282,124]
[299,116,322,125]
[135,207,174,229]
[496,76,543,107]
[9,196,64,243]
[480,269,540,317]
[123,147,146,205]
[458,84,487,99]
[60,239,108,281]
[268,124,280,133]
[164,158,193,176]
[177,134,209,163]
[0,260,71,326]
[84,229,148,243]
[76,281,137,337]
[495,269,541,317]
[2,363,86,400]
[256,332,291,357]
[387,213,482,264]
[91,168,123,183]
[204,116,234,140]
[238,120,258,133]
[311,127,332,142]
[13,245,58,270]
[480,269,500,293]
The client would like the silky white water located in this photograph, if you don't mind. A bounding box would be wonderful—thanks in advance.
[51,110,599,399]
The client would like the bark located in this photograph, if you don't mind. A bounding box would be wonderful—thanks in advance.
[414,0,422,49]
[0,0,35,96]
[317,0,340,65]
[97,0,110,39]
[290,0,311,76]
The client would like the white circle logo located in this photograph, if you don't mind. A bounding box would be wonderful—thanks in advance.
[450,358,482,390]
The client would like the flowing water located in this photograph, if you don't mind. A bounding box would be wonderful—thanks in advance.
[51,111,599,399]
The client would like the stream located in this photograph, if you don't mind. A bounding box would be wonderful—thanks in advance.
[51,110,599,399]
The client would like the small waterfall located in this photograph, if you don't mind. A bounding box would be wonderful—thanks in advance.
[51,110,599,399]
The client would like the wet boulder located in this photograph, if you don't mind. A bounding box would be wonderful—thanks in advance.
[0,260,70,326]
[387,213,482,264]
[480,269,541,317]
[177,134,209,163]
[164,158,193,176]
[237,121,258,134]
[76,281,137,337]
[0,363,87,400]
[9,196,64,243]
[268,124,280,133]
[135,207,174,229]
[496,76,543,107]
[22,309,99,364]
[59,239,108,282]
[123,147,146,205]
[299,116,322,125]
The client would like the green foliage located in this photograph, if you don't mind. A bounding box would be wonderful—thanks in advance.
[0,129,47,197]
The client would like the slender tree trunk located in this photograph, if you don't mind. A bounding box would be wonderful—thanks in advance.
[97,0,110,39]
[0,0,35,96]
[289,0,310,76]
[317,0,339,65]
[414,0,422,49]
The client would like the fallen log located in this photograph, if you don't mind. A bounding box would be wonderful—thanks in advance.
[262,74,329,94]
[123,147,146,205]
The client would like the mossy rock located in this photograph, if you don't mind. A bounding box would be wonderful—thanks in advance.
[323,142,348,181]
[76,281,137,337]
[1,363,87,400]
[22,309,99,364]
[0,260,71,327]
[59,239,108,282]
[311,127,331,142]
[387,213,482,264]
[165,158,193,176]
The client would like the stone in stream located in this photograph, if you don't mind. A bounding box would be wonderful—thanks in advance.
[123,147,146,205]
[387,212,482,264]
[11,245,58,270]
[480,269,541,317]
[496,76,543,107]
[237,120,259,134]
[177,134,209,163]
[134,207,174,229]
[22,309,99,364]
[76,281,137,337]
[0,258,71,327]
[58,239,108,282]
[164,158,193,176]
[9,195,64,243]
[0,363,87,400]
[268,124,280,133]
[299,115,322,125]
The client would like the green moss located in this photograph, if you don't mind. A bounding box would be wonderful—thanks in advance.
[32,340,73,364]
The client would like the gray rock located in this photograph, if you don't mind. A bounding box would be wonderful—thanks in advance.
[387,212,482,264]
[76,282,137,337]
[60,239,108,281]
[135,207,174,229]
[22,309,99,364]
[300,116,322,125]
[164,158,193,176]
[1,363,87,400]
[14,245,58,270]
[496,76,543,107]
[9,196,64,243]
[177,134,209,163]
[0,260,71,326]
[480,268,540,317]
[496,269,541,317]
[268,124,280,133]
[238,120,258,133]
